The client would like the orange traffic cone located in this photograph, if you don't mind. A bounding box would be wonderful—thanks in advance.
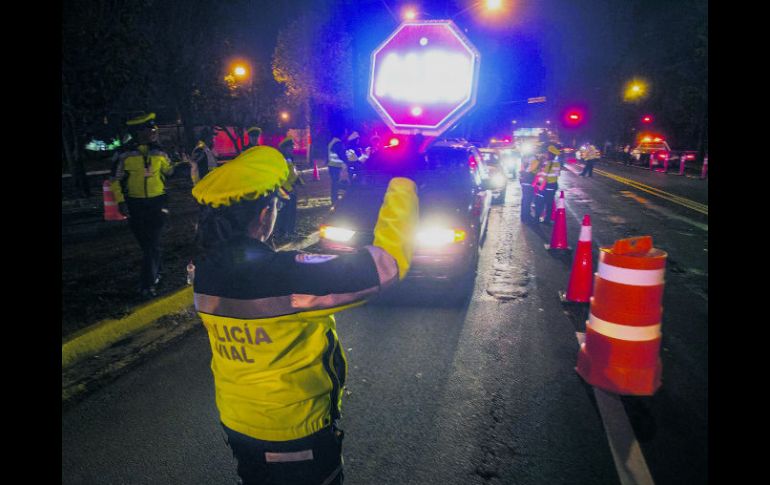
[103,180,126,221]
[545,191,570,250]
[575,236,667,396]
[313,159,320,181]
[560,214,593,303]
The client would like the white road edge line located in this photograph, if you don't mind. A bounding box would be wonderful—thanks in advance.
[575,332,656,485]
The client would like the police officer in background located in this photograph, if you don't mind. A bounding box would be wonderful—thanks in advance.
[533,144,562,223]
[326,132,347,203]
[579,143,600,177]
[110,113,177,298]
[275,137,305,237]
[190,145,420,485]
[244,126,262,149]
[344,131,370,184]
[519,153,541,224]
[190,127,218,185]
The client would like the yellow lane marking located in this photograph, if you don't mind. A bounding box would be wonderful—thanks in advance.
[594,169,708,216]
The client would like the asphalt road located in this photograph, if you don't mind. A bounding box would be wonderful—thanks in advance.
[62,159,708,484]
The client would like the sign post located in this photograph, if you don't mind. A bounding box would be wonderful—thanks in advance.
[368,20,480,137]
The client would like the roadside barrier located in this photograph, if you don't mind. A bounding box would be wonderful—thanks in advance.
[575,236,667,395]
[560,214,593,303]
[545,191,570,250]
[102,180,126,221]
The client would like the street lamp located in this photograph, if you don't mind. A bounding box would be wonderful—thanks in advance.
[624,79,648,102]
[403,7,417,20]
[453,0,508,19]
[233,65,247,78]
[280,111,290,122]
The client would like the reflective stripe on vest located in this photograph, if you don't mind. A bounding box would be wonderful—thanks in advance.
[327,139,345,167]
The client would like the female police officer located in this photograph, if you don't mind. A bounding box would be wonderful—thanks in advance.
[190,145,419,484]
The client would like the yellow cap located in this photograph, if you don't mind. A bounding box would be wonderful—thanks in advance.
[126,112,156,126]
[192,146,289,208]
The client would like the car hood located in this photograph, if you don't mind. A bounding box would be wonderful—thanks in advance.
[325,184,470,233]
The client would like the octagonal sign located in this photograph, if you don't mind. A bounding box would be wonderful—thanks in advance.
[368,20,481,136]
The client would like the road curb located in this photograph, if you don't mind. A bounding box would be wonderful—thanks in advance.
[61,231,322,369]
[62,287,193,368]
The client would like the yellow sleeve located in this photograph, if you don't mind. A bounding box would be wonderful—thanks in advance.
[110,155,125,203]
[110,179,124,203]
[372,177,419,280]
[160,155,174,175]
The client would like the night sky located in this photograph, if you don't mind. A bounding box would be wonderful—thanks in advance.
[225,0,705,145]
[62,0,707,150]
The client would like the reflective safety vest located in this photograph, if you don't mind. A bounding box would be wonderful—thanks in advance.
[542,160,561,184]
[193,178,419,442]
[191,144,218,185]
[327,138,346,168]
[583,146,600,160]
[520,157,541,184]
[110,145,174,202]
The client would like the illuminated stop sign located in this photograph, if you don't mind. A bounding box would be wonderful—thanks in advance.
[368,20,481,136]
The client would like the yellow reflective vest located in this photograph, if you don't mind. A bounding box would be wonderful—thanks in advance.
[542,160,561,184]
[281,161,304,193]
[110,145,174,202]
[193,177,419,441]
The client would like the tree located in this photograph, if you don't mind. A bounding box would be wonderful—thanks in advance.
[272,3,354,162]
[62,0,154,196]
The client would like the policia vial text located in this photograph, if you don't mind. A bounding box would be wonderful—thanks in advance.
[211,323,273,362]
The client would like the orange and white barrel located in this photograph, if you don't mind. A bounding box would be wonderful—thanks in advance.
[575,236,667,395]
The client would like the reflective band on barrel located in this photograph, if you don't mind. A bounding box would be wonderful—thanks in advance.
[587,313,661,341]
[598,261,665,286]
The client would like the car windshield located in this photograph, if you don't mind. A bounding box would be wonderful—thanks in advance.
[481,152,501,166]
[358,146,478,189]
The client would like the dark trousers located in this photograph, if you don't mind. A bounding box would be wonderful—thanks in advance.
[534,184,557,222]
[223,424,344,485]
[520,182,536,223]
[126,195,167,290]
[276,192,298,235]
[580,159,595,177]
[328,166,342,202]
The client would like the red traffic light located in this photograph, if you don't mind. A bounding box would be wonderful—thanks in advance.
[642,115,654,123]
[563,108,585,127]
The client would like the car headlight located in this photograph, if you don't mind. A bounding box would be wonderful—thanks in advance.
[320,225,355,242]
[492,173,506,187]
[416,227,467,247]
[520,142,535,155]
